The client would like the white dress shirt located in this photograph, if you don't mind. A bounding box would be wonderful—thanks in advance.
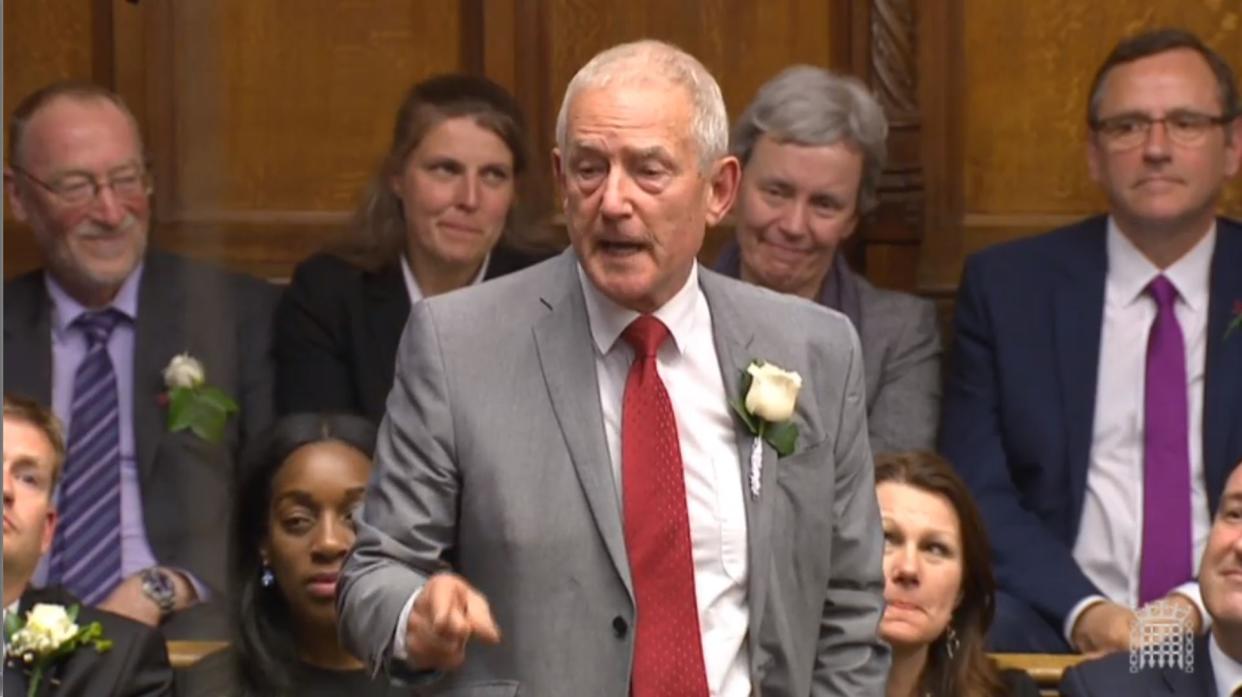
[1211,632,1242,697]
[1067,218,1214,640]
[398,252,490,304]
[392,262,750,696]
[578,262,749,697]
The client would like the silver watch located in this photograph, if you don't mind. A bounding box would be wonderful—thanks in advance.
[140,567,176,617]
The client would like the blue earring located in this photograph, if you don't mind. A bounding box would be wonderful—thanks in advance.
[260,566,275,588]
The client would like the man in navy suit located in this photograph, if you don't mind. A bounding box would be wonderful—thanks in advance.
[940,27,1242,654]
[1060,459,1242,696]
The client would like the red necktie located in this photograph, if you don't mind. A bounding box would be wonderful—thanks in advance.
[621,315,710,697]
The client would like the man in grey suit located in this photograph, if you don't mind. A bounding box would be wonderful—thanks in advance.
[338,40,889,696]
[3,82,276,639]
[716,65,941,454]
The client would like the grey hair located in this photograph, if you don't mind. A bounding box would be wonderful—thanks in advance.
[555,39,729,171]
[731,65,889,213]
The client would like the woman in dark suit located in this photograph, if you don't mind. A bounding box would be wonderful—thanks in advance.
[876,451,1041,697]
[275,74,547,421]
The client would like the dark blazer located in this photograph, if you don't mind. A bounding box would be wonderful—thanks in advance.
[1060,635,1214,696]
[3,586,174,697]
[274,245,548,422]
[3,250,278,639]
[939,215,1242,628]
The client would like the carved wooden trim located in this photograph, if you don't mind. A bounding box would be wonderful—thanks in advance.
[868,0,924,244]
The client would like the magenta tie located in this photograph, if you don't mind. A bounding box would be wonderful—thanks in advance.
[1139,275,1193,605]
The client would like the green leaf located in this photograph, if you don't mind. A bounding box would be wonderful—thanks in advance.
[4,608,22,640]
[1227,314,1242,341]
[190,402,230,444]
[166,388,196,431]
[67,604,80,622]
[729,398,759,434]
[197,386,239,414]
[765,422,798,457]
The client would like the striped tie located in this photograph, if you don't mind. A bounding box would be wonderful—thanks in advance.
[49,309,125,605]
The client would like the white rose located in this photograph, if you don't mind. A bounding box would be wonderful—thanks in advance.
[11,604,79,656]
[745,362,802,423]
[163,353,205,389]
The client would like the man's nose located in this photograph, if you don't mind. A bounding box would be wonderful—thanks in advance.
[89,185,129,227]
[3,468,15,507]
[1141,120,1173,162]
[777,200,808,237]
[600,169,632,220]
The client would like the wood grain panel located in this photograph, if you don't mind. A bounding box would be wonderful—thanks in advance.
[961,1,1242,215]
[544,0,837,142]
[164,1,464,216]
[3,1,99,159]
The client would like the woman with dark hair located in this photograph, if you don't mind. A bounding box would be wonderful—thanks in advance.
[875,451,1039,697]
[178,413,402,697]
[275,73,551,422]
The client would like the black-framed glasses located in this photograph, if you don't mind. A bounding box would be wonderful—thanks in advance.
[1090,110,1235,150]
[10,165,153,207]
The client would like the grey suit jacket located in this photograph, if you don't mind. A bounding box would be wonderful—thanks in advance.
[338,250,889,696]
[851,270,941,454]
[3,250,277,639]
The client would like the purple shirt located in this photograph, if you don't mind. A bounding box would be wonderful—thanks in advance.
[34,266,203,598]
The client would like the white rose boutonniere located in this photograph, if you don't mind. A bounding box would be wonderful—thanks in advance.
[161,352,238,444]
[730,360,802,497]
[4,603,112,697]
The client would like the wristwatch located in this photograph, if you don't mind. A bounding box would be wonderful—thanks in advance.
[140,567,177,618]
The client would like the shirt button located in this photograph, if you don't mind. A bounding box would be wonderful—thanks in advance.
[612,616,628,638]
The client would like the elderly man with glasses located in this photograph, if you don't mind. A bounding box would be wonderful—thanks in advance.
[3,82,277,640]
[940,27,1242,655]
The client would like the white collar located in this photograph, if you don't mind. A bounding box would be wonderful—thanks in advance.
[576,262,700,359]
[1106,216,1215,313]
[399,253,491,305]
[1210,631,1242,697]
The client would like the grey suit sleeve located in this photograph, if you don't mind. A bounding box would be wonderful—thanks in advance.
[866,297,941,454]
[813,325,891,696]
[337,300,459,673]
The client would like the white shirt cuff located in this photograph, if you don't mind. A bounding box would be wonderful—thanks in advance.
[392,587,422,661]
[1063,594,1109,647]
[1168,581,1211,630]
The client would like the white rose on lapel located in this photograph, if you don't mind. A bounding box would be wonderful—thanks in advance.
[745,362,802,422]
[729,359,801,462]
[160,352,238,444]
[162,353,205,389]
[19,605,77,650]
[5,603,112,697]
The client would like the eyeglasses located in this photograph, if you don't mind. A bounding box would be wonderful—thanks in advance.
[1090,110,1234,151]
[11,165,152,207]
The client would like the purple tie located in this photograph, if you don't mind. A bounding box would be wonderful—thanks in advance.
[1139,275,1193,605]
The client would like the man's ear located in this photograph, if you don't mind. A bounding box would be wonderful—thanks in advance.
[5,167,30,223]
[704,156,741,227]
[1225,116,1242,178]
[551,148,568,212]
[1086,135,1104,185]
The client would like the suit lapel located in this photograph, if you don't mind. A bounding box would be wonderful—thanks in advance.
[133,252,187,483]
[3,271,54,404]
[532,254,632,597]
[1052,223,1107,525]
[1203,220,1242,514]
[1158,635,1214,695]
[699,272,777,634]
[363,263,412,412]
